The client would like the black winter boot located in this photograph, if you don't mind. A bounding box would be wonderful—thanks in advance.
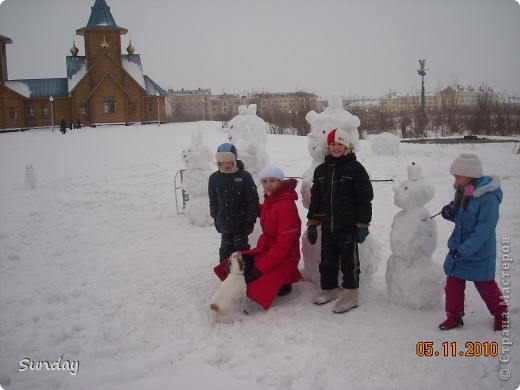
[277,284,292,297]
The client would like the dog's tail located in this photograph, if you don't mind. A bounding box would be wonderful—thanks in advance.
[209,303,219,326]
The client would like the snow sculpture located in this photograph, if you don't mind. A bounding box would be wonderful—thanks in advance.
[301,93,380,287]
[181,128,213,226]
[224,104,269,181]
[371,132,400,155]
[385,162,443,308]
[25,163,37,190]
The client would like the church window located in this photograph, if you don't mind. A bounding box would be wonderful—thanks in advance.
[130,102,137,112]
[8,107,16,119]
[145,102,153,112]
[28,106,34,118]
[42,105,49,117]
[104,98,115,114]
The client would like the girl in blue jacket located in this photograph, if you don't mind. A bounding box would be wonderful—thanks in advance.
[439,153,508,331]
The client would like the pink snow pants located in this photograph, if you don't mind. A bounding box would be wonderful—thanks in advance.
[445,276,508,318]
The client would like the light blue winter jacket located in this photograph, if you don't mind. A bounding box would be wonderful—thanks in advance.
[443,175,503,282]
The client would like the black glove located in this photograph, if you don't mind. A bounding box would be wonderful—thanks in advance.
[245,267,262,284]
[307,225,318,245]
[354,227,369,244]
[449,249,462,262]
[441,201,456,220]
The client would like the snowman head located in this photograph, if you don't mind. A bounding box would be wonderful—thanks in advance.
[393,163,434,209]
[227,104,266,144]
[305,94,361,159]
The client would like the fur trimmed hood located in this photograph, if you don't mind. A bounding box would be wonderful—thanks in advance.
[473,175,503,203]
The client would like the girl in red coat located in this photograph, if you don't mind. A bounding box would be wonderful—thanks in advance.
[214,165,302,310]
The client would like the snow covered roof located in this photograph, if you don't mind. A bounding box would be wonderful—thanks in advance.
[5,78,69,98]
[170,88,211,96]
[122,55,145,90]
[66,56,88,92]
[144,75,167,96]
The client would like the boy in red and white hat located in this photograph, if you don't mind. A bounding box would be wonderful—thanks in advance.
[306,128,374,313]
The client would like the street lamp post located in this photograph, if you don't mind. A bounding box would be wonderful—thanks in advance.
[156,92,160,126]
[49,96,54,133]
[289,110,292,129]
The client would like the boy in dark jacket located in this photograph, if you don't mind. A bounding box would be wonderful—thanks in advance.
[208,143,259,262]
[307,128,373,313]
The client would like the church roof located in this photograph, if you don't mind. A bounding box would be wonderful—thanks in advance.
[5,78,69,98]
[144,76,167,96]
[66,56,88,92]
[76,0,127,35]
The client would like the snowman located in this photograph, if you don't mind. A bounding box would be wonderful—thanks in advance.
[224,104,269,181]
[181,128,214,227]
[385,162,443,308]
[301,93,380,288]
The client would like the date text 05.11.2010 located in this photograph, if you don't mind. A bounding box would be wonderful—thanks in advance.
[416,341,499,357]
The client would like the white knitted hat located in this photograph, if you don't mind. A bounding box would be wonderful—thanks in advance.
[450,153,482,178]
[258,165,285,182]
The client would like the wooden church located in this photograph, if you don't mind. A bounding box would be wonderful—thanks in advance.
[0,0,166,131]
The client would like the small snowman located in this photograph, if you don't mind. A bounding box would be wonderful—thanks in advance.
[224,104,269,181]
[25,163,37,190]
[181,128,213,226]
[385,162,443,309]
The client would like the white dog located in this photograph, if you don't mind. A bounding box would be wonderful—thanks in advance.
[209,252,248,326]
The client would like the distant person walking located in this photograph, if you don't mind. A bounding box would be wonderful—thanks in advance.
[60,118,67,134]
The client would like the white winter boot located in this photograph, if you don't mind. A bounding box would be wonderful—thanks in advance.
[313,288,339,305]
[332,289,358,313]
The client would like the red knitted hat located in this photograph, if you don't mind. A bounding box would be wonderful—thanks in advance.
[327,128,352,148]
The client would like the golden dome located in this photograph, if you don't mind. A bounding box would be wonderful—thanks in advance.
[126,40,135,54]
[70,41,79,56]
[100,37,109,49]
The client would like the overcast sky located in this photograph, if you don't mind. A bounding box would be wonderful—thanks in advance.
[1,0,519,99]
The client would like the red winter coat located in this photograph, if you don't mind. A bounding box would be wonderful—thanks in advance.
[214,178,302,310]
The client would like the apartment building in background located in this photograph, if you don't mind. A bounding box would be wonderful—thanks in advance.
[166,90,319,122]
[379,86,501,114]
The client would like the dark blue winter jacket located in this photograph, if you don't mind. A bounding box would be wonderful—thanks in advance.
[208,160,259,234]
[307,153,373,233]
[443,175,503,282]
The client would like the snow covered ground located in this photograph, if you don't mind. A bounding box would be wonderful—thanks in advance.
[0,122,519,390]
